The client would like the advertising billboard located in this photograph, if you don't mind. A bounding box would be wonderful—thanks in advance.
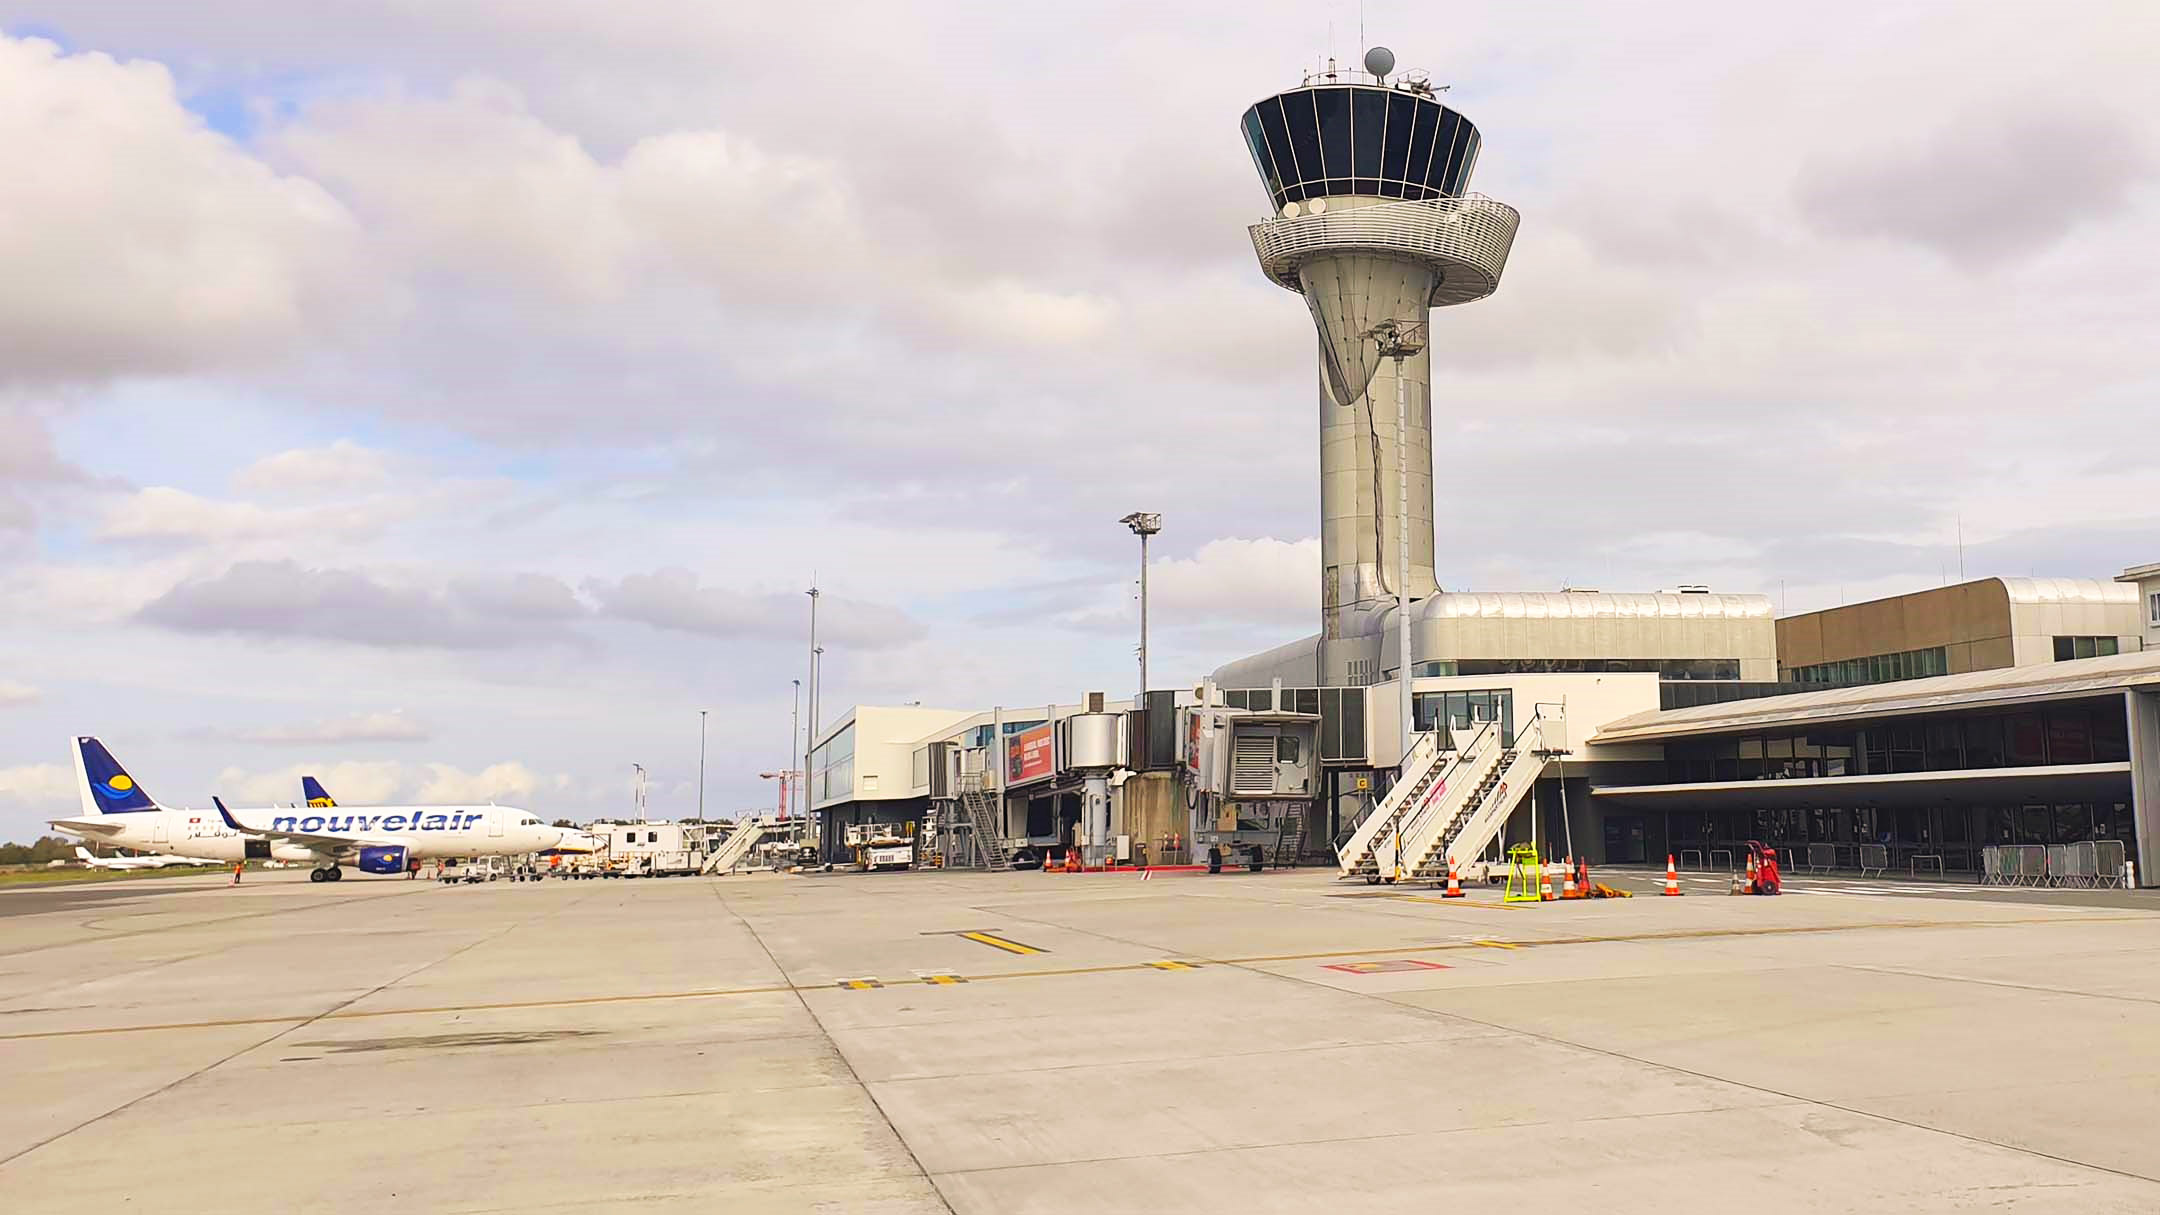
[1007,723,1055,785]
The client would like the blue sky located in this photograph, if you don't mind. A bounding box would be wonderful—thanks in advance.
[1,1,2157,842]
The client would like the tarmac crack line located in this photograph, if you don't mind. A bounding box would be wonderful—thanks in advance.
[705,882,956,1215]
[0,886,601,1170]
[1833,962,2160,1009]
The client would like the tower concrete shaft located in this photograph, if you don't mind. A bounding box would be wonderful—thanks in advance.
[1319,343,1435,643]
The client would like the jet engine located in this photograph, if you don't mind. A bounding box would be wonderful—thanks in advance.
[356,845,410,875]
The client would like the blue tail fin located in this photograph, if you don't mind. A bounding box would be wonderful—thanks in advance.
[75,737,157,814]
[302,776,336,808]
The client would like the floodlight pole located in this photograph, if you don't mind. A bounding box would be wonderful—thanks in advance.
[1120,513,1162,702]
[804,585,820,854]
[697,709,708,821]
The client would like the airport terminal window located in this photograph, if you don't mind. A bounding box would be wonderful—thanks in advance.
[1413,658,1740,679]
[1661,703,2127,784]
[1789,646,1948,688]
[2052,635,2119,661]
[1412,689,1514,743]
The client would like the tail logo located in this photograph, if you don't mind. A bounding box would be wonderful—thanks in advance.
[95,775,138,800]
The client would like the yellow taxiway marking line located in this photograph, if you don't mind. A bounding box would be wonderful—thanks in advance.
[918,973,966,985]
[837,978,883,990]
[958,930,1045,955]
[5,913,2147,1041]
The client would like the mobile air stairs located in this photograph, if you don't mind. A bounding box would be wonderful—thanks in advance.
[1336,707,1565,885]
[701,818,772,875]
[956,771,1013,870]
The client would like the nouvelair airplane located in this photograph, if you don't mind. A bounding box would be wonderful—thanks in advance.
[51,737,563,883]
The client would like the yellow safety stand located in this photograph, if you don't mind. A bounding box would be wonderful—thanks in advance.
[1504,844,1543,904]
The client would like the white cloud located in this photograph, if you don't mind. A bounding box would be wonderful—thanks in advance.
[0,34,359,384]
[208,760,554,808]
[591,568,924,650]
[413,761,544,806]
[97,486,398,545]
[212,760,408,807]
[139,560,589,648]
[234,439,393,495]
[224,711,428,746]
[1796,104,2155,270]
[0,763,72,811]
[0,680,38,706]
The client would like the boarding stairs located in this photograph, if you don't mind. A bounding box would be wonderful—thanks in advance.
[1337,726,1477,880]
[1404,709,1564,882]
[957,772,1012,870]
[701,818,770,875]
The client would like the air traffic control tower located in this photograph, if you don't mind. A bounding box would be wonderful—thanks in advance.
[1240,49,1519,688]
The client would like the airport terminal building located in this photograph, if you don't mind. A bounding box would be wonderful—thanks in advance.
[802,57,2157,887]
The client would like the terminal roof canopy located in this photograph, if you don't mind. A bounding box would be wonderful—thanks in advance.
[1241,84,1481,211]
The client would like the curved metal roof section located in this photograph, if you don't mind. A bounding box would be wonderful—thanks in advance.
[1419,591,1773,623]
[1997,576,2138,606]
[1593,648,2160,743]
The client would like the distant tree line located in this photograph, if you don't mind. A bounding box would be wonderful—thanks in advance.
[0,836,74,866]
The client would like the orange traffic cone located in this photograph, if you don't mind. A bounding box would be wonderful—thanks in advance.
[1561,861,1578,899]
[1442,862,1465,898]
[1663,855,1683,896]
[1539,866,1555,902]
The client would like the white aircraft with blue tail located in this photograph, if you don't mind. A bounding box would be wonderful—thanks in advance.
[50,737,562,883]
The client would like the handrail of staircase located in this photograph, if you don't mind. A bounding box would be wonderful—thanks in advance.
[1392,717,1499,851]
[1439,707,1562,871]
[1335,726,1443,868]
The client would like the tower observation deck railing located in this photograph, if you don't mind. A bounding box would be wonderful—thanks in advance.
[1249,193,1521,307]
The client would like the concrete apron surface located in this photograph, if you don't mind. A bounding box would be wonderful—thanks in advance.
[2,866,2159,1213]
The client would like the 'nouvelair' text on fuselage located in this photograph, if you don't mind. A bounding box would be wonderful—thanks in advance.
[274,812,487,833]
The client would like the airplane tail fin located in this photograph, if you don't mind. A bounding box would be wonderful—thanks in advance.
[73,737,158,816]
[302,776,336,808]
[75,845,95,862]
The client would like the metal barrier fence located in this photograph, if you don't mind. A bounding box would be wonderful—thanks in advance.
[1979,841,2132,888]
[1858,844,1888,876]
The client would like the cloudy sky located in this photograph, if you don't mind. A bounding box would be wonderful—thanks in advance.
[1,2,2155,841]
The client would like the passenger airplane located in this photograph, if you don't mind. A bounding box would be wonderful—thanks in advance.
[50,737,563,883]
[74,845,222,870]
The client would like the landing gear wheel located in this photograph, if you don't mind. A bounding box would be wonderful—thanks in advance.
[325,866,343,882]
[309,868,327,883]
[1365,875,1381,885]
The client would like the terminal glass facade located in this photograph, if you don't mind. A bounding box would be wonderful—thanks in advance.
[1240,84,1480,209]
[808,724,854,805]
[1789,646,1948,688]
[1414,658,1740,680]
[1623,696,2138,871]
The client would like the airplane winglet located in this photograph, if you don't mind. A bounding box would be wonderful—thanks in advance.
[213,796,247,832]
